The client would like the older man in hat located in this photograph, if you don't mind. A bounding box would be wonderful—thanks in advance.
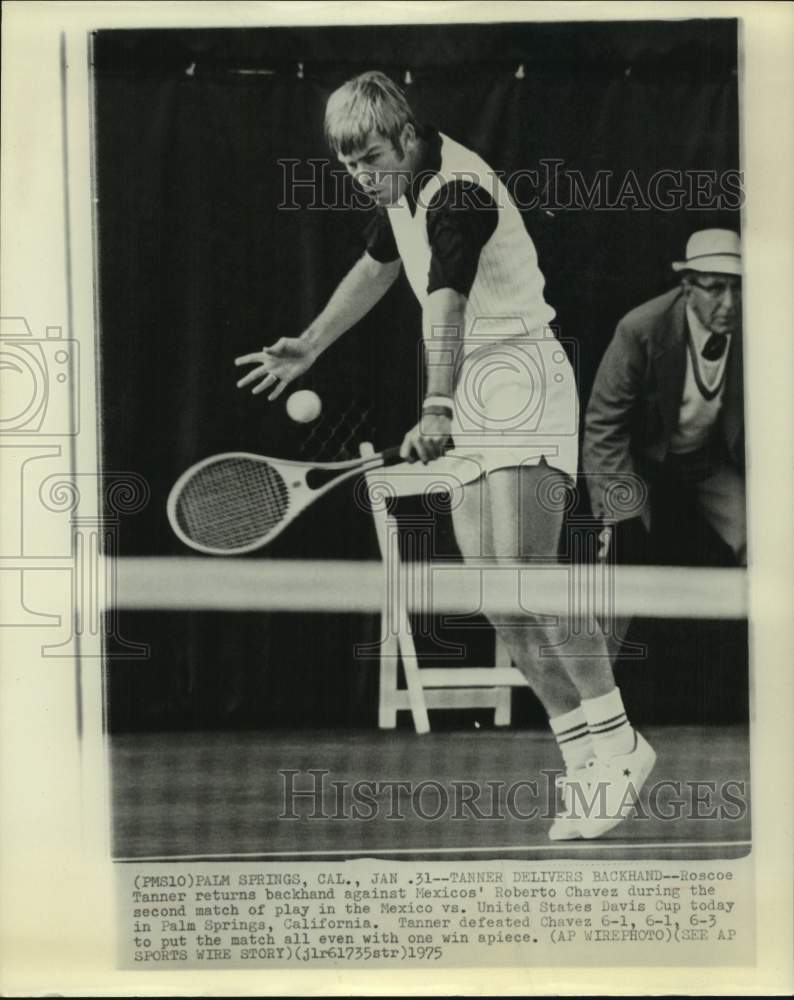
[584,229,745,567]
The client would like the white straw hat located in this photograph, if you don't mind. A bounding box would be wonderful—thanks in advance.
[672,229,742,275]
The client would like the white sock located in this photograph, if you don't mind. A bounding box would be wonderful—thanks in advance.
[550,707,593,772]
[581,687,635,759]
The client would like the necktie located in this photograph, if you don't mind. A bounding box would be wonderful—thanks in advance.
[701,333,728,361]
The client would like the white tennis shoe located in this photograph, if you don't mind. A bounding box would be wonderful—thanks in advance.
[548,764,592,841]
[578,731,656,839]
[547,733,657,841]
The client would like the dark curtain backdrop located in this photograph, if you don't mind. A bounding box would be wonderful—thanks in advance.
[94,20,746,733]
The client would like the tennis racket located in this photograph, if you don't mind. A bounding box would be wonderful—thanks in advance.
[167,446,406,555]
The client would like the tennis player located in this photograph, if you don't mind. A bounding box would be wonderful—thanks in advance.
[236,71,655,840]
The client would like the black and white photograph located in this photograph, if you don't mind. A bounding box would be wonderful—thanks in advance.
[1,1,792,994]
[100,18,748,858]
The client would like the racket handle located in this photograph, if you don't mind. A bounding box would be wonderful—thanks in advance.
[379,446,404,467]
[379,444,450,467]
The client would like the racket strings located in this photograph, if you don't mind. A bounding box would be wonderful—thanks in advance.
[175,458,291,551]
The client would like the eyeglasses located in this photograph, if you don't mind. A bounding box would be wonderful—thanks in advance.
[689,278,742,300]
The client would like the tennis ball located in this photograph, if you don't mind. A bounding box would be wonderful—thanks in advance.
[286,389,322,423]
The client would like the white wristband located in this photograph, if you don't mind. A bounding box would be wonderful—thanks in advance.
[423,395,454,410]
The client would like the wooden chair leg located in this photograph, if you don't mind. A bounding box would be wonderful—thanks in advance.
[377,628,400,730]
[362,442,431,735]
[385,527,430,734]
[493,638,513,726]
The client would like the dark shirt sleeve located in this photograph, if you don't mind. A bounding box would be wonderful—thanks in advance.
[364,207,400,263]
[425,181,498,296]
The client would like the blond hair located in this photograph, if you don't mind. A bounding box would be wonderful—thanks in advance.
[324,71,416,156]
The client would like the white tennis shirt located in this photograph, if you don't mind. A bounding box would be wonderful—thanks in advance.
[386,133,556,354]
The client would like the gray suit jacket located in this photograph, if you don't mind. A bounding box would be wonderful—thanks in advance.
[583,287,744,521]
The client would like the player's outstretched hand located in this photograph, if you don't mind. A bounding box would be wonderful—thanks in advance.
[235,336,317,401]
[400,413,452,465]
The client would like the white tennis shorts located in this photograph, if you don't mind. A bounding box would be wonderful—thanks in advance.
[450,334,579,479]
